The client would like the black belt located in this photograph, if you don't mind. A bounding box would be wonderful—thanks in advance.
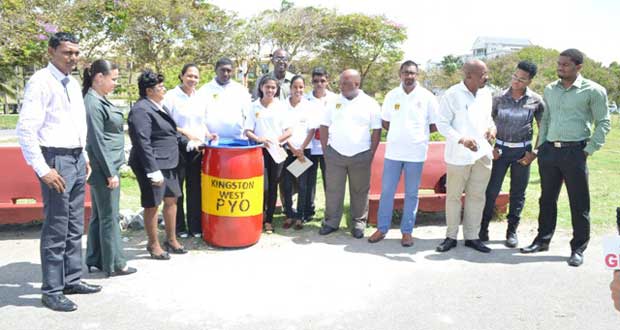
[548,141,585,148]
[41,146,83,156]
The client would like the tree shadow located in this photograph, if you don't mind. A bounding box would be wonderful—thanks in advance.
[0,262,43,309]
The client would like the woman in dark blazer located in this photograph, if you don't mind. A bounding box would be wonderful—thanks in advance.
[128,70,200,259]
[83,59,136,276]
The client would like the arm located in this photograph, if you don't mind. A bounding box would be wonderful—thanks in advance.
[85,98,117,182]
[319,125,329,151]
[583,88,611,156]
[382,120,390,131]
[370,129,381,160]
[128,106,159,174]
[436,94,477,151]
[537,91,550,148]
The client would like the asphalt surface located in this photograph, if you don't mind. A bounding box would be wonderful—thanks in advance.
[0,221,619,330]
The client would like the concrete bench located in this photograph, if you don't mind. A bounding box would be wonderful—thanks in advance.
[0,146,92,226]
[368,142,509,225]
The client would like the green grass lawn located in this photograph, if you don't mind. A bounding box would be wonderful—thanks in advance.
[0,114,18,129]
[119,114,619,232]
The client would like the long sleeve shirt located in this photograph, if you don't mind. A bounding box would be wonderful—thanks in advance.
[538,75,610,155]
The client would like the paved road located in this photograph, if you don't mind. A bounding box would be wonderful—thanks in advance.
[0,222,618,330]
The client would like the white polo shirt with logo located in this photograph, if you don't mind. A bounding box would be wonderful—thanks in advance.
[382,84,439,162]
[321,91,382,157]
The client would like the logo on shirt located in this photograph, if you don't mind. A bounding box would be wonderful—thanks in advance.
[394,103,400,111]
[335,103,342,110]
[255,111,260,118]
[213,93,219,99]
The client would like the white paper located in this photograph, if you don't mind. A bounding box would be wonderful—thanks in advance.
[602,235,620,270]
[286,156,313,178]
[471,136,493,160]
[266,142,287,164]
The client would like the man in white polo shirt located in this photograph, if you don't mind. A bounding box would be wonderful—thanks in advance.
[318,69,382,239]
[197,57,251,140]
[436,59,495,253]
[367,60,439,247]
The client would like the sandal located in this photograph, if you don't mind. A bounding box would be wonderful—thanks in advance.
[293,220,304,231]
[282,218,294,229]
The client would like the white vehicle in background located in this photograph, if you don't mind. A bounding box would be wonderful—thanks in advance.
[609,102,618,114]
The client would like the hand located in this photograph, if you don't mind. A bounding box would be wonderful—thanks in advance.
[207,133,218,141]
[492,147,501,160]
[151,179,164,187]
[611,270,620,312]
[258,137,273,146]
[484,130,496,143]
[107,175,120,189]
[517,151,537,166]
[459,137,478,152]
[41,169,66,193]
[86,162,92,181]
[584,151,589,158]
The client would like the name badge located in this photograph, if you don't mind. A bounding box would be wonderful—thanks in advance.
[602,235,620,270]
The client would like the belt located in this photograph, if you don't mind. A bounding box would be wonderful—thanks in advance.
[495,139,531,148]
[548,141,585,148]
[40,146,83,156]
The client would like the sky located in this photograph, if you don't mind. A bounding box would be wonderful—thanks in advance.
[209,0,620,66]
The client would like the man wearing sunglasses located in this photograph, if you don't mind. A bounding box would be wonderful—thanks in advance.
[479,61,544,248]
[253,48,295,101]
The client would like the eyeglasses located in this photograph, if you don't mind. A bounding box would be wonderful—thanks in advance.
[511,74,530,84]
[272,56,289,63]
[312,79,328,84]
[401,71,418,76]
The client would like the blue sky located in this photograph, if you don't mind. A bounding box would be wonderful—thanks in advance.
[209,0,620,66]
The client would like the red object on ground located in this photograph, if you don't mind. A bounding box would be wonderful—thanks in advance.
[367,142,509,225]
[201,140,264,247]
[0,146,92,228]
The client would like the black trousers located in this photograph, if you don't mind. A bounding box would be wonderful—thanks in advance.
[307,154,326,218]
[535,141,590,253]
[263,149,284,223]
[481,145,531,232]
[281,149,313,220]
[176,149,203,235]
[39,149,86,295]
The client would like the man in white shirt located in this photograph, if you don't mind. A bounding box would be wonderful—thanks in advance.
[253,49,295,101]
[318,69,382,239]
[16,32,101,312]
[436,59,496,253]
[198,57,251,140]
[305,67,337,218]
[367,60,439,247]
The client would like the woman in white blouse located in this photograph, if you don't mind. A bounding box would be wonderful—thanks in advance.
[244,75,292,233]
[281,76,316,230]
[164,64,215,238]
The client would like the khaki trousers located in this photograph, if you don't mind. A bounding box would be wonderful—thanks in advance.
[445,156,492,240]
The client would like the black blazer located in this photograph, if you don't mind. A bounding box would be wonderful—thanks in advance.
[128,98,188,173]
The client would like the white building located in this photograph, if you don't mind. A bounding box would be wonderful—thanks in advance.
[471,36,532,59]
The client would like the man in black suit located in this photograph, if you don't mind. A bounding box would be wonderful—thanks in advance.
[128,70,201,259]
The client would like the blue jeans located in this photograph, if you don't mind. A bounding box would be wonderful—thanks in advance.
[481,145,530,231]
[376,159,424,234]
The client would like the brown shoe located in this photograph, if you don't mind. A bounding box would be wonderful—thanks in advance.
[367,230,386,243]
[293,220,304,230]
[401,234,414,247]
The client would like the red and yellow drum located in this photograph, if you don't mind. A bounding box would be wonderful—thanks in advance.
[201,139,263,247]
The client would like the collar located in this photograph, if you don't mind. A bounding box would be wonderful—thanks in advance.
[47,62,70,82]
[502,87,532,100]
[399,83,418,96]
[174,85,195,98]
[147,98,164,111]
[554,74,584,90]
[272,71,295,82]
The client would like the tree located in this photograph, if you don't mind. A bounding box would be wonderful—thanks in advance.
[319,13,406,90]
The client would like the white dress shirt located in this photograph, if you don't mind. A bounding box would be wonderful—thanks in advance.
[321,91,382,157]
[16,63,87,177]
[436,81,495,165]
[163,85,206,140]
[286,98,318,150]
[305,90,337,155]
[382,84,439,162]
[197,79,251,140]
[244,99,290,141]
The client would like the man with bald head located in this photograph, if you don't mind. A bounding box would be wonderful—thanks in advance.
[318,69,382,238]
[436,59,496,253]
[253,48,295,101]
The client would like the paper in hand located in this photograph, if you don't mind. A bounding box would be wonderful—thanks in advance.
[286,156,313,178]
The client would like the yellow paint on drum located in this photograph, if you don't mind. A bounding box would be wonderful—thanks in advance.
[202,174,263,217]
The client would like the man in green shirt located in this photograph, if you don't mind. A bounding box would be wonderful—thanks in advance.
[521,48,611,267]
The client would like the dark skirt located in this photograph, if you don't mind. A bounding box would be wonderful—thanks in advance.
[132,166,182,208]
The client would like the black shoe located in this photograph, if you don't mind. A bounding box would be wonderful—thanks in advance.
[319,225,338,236]
[505,231,518,248]
[520,241,549,254]
[107,266,137,277]
[479,230,489,242]
[42,294,77,312]
[464,239,492,253]
[436,238,457,252]
[351,228,364,239]
[62,281,102,295]
[567,252,584,267]
[164,241,188,254]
